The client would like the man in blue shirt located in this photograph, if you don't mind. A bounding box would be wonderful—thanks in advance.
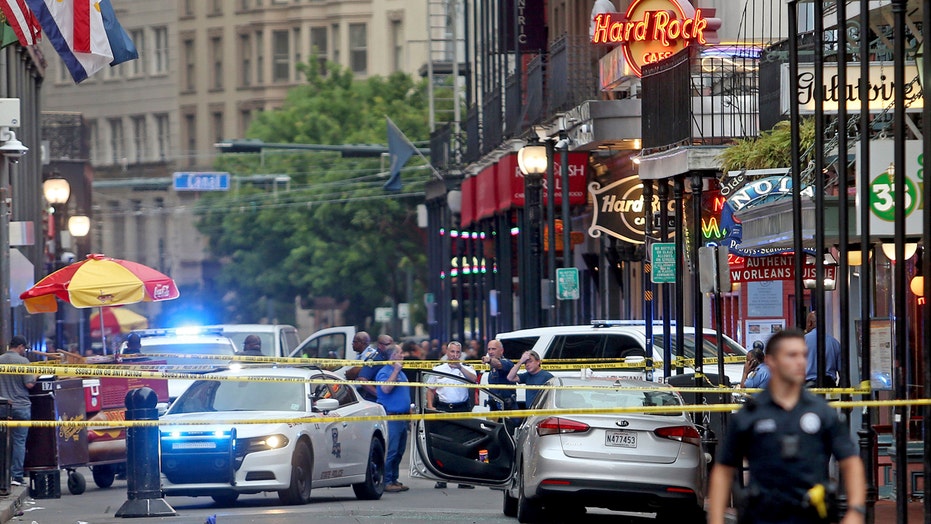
[357,335,392,401]
[803,312,841,387]
[376,344,411,493]
[506,350,554,408]
[481,339,515,410]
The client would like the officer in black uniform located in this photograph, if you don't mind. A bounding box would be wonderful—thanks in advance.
[707,329,866,524]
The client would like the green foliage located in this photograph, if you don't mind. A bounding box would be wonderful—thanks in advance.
[720,119,815,172]
[195,59,431,327]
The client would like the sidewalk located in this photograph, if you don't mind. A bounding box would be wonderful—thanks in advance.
[0,485,28,523]
[874,498,926,522]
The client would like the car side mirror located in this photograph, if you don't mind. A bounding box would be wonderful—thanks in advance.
[315,398,339,413]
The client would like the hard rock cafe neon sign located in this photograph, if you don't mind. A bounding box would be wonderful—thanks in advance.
[591,0,720,77]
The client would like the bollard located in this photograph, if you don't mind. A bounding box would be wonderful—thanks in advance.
[0,397,9,496]
[114,387,176,518]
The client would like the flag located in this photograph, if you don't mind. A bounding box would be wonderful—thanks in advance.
[384,116,419,191]
[0,0,41,46]
[24,0,113,83]
[98,0,136,65]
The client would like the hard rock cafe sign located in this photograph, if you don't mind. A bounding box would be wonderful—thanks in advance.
[591,0,720,77]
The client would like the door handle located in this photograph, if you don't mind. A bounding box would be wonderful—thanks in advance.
[480,424,491,431]
[342,422,348,428]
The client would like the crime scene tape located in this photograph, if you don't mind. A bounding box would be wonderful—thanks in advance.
[4,397,931,429]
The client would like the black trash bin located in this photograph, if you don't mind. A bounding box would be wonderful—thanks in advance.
[0,397,10,496]
[666,372,731,464]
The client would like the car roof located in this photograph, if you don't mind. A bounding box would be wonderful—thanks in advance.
[205,324,295,333]
[497,324,704,337]
[553,376,674,389]
[211,366,324,379]
[139,335,235,345]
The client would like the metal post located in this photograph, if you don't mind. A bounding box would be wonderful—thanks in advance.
[0,159,9,346]
[559,136,573,326]
[673,176,685,374]
[658,179,672,379]
[922,1,931,521]
[545,141,556,325]
[690,173,704,413]
[891,1,908,519]
[787,0,806,330]
[643,180,655,382]
[115,387,176,517]
[524,172,544,328]
[813,0,827,389]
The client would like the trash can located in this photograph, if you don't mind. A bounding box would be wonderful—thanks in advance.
[666,372,731,464]
[0,397,10,496]
[25,378,89,497]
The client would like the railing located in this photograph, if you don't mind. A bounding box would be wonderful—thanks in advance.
[481,90,502,156]
[545,34,601,115]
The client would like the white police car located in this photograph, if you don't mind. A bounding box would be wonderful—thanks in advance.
[159,366,387,505]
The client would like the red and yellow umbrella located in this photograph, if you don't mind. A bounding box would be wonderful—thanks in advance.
[89,307,149,338]
[20,253,180,314]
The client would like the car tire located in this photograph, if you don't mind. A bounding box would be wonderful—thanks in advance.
[91,465,116,489]
[352,438,386,500]
[67,470,86,495]
[516,470,542,523]
[278,443,313,505]
[502,488,518,517]
[211,493,240,506]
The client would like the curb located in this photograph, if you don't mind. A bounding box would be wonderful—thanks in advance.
[0,486,29,523]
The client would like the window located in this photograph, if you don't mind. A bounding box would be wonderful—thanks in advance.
[132,115,147,163]
[240,34,252,86]
[293,27,301,78]
[390,20,403,73]
[210,36,223,89]
[88,120,99,164]
[255,30,264,83]
[272,30,289,82]
[331,23,340,65]
[110,201,124,254]
[155,113,170,161]
[212,111,224,143]
[310,26,327,74]
[183,0,194,16]
[240,109,252,136]
[133,199,145,261]
[109,118,124,165]
[211,0,222,15]
[349,23,366,74]
[153,27,169,74]
[130,29,145,76]
[184,114,196,167]
[183,39,195,91]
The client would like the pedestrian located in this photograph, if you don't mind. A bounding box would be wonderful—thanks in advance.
[465,339,482,360]
[804,312,842,387]
[123,332,142,354]
[426,338,442,360]
[356,335,393,402]
[376,344,411,493]
[240,334,263,356]
[482,339,515,410]
[707,329,866,524]
[506,350,554,408]
[353,331,374,360]
[0,336,37,486]
[427,341,477,489]
[740,343,770,389]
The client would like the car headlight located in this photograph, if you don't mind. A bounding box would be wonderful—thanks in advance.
[235,434,290,457]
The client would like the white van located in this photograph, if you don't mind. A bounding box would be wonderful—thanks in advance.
[206,324,301,358]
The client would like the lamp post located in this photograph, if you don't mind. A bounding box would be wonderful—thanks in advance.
[69,214,91,352]
[0,121,28,348]
[518,140,547,328]
[43,173,71,350]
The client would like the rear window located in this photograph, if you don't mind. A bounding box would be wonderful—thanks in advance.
[500,337,538,361]
[556,388,682,415]
[653,334,745,361]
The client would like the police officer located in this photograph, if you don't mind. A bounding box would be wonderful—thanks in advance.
[708,329,866,524]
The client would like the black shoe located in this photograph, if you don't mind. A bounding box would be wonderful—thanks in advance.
[458,484,474,489]
[434,482,447,489]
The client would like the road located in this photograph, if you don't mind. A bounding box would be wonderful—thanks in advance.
[14,455,661,524]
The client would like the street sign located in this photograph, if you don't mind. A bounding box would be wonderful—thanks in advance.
[374,307,393,323]
[556,268,580,300]
[651,242,677,283]
[173,172,231,192]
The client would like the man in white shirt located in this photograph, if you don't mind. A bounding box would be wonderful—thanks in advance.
[427,341,477,412]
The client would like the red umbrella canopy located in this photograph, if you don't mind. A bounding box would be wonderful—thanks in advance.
[90,307,149,338]
[20,254,180,314]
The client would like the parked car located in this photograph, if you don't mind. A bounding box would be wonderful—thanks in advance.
[410,373,707,523]
[289,326,359,362]
[205,324,301,358]
[484,320,747,407]
[160,366,387,505]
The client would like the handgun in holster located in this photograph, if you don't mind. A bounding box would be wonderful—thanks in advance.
[803,482,840,523]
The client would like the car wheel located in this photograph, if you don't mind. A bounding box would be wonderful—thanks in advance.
[502,488,518,517]
[516,469,542,523]
[211,493,240,506]
[278,443,313,505]
[91,465,116,489]
[67,470,86,495]
[352,438,385,500]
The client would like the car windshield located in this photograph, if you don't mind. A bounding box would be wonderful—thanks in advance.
[653,334,745,361]
[170,379,306,414]
[223,332,274,354]
[555,387,682,416]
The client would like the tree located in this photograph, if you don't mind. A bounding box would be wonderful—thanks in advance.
[195,60,432,328]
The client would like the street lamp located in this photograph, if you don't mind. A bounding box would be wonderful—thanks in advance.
[43,173,71,350]
[518,139,547,327]
[68,216,91,238]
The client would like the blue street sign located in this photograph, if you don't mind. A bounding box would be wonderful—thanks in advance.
[173,172,231,192]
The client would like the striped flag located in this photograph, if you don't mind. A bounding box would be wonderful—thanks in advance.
[98,0,136,65]
[24,0,113,83]
[383,116,419,191]
[0,0,41,46]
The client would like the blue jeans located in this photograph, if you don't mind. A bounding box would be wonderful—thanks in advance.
[10,406,30,481]
[385,420,408,485]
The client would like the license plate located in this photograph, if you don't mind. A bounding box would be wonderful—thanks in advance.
[605,430,637,448]
[172,441,217,450]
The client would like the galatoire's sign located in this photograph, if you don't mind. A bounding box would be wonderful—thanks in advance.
[590,0,721,77]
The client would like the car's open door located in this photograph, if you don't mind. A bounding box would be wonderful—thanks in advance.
[409,369,517,487]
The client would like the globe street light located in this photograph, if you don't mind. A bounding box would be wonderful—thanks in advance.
[518,139,547,327]
[43,172,71,350]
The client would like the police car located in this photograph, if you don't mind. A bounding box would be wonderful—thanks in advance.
[159,366,387,505]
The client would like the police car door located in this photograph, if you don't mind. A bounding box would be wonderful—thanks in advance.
[409,369,516,487]
[310,376,362,481]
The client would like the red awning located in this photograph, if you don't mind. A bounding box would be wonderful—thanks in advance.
[460,176,476,227]
[475,164,498,221]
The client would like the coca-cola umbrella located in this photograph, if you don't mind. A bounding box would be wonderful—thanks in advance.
[20,254,179,350]
[89,307,149,338]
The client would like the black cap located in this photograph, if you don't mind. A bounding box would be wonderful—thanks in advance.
[126,332,141,349]
[9,335,27,348]
[752,340,764,350]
